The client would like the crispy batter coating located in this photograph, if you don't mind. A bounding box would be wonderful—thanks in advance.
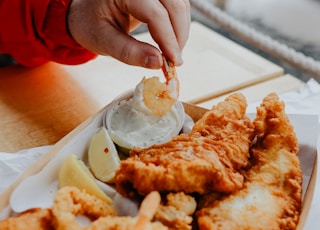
[197,93,302,230]
[87,216,167,230]
[154,192,197,230]
[115,93,255,197]
[52,186,115,230]
[0,208,54,230]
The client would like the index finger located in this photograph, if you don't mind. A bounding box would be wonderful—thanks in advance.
[160,0,191,51]
[115,0,190,65]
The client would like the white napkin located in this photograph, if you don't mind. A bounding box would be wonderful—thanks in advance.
[0,145,52,194]
[247,78,320,115]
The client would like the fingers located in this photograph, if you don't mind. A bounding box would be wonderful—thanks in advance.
[68,0,190,69]
[159,0,191,51]
[115,0,191,66]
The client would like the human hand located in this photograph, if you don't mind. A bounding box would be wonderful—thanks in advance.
[68,0,190,69]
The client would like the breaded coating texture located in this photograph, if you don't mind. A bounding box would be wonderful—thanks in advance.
[197,93,302,230]
[0,208,54,230]
[115,93,255,197]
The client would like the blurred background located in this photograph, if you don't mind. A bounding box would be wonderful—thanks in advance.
[1,0,319,82]
[191,0,320,82]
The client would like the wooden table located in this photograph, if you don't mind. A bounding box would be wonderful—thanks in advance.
[0,22,305,153]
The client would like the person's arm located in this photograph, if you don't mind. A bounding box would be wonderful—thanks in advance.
[0,0,190,68]
[0,0,96,67]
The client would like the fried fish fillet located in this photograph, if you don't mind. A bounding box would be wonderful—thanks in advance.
[115,93,255,197]
[197,93,302,230]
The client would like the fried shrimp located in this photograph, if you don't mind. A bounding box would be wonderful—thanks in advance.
[133,191,162,230]
[155,192,197,230]
[87,191,167,230]
[52,186,115,230]
[132,56,179,116]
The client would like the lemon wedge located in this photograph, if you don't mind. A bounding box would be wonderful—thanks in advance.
[58,153,112,204]
[88,127,121,183]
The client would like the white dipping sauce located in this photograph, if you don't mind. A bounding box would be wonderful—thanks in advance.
[106,98,183,150]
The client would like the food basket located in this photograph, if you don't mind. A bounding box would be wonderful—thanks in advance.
[0,98,317,229]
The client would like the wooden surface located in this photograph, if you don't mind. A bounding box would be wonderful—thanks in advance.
[198,74,304,108]
[0,64,98,152]
[0,22,304,153]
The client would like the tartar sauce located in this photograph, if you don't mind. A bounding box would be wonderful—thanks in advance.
[106,98,184,151]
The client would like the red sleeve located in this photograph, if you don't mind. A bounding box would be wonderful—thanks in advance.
[0,0,97,67]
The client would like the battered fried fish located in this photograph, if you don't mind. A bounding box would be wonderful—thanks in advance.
[197,93,302,230]
[115,93,255,197]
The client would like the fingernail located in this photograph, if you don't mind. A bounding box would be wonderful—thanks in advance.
[174,53,183,66]
[144,55,161,69]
